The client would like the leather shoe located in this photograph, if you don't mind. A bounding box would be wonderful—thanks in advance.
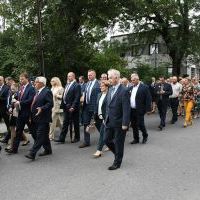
[130,140,139,144]
[142,137,148,144]
[158,125,163,131]
[79,143,90,148]
[25,153,35,160]
[71,139,80,143]
[108,164,120,170]
[38,151,52,157]
[54,139,65,144]
[5,148,17,154]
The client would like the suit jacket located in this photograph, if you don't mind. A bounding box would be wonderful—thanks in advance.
[154,82,173,103]
[52,86,64,113]
[61,82,81,111]
[31,87,53,124]
[83,80,100,112]
[129,83,152,114]
[95,92,108,120]
[105,84,130,128]
[0,84,9,112]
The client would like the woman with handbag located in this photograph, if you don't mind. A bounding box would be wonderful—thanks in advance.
[93,80,109,158]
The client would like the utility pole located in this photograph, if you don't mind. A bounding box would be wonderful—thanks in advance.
[36,0,45,76]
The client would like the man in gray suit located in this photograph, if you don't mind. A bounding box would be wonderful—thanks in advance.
[104,69,130,170]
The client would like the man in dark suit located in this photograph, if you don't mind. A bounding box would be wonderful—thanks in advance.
[6,73,36,154]
[25,76,53,160]
[155,76,173,130]
[55,72,81,143]
[129,73,152,144]
[79,69,101,148]
[104,69,130,170]
[0,76,10,143]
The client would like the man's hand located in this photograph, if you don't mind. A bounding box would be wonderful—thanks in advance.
[69,107,75,112]
[122,126,128,131]
[35,107,42,116]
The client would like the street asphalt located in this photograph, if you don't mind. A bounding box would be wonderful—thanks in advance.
[0,113,200,200]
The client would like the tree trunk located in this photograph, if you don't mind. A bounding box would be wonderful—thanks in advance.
[172,57,182,76]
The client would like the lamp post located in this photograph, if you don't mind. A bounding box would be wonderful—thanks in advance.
[36,0,45,76]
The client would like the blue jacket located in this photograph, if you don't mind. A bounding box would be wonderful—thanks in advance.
[83,80,100,112]
[105,84,130,128]
[18,83,36,118]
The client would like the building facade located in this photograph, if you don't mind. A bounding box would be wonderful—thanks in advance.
[111,33,200,78]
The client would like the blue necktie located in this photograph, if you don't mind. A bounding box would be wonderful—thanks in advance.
[110,86,115,100]
[86,82,92,104]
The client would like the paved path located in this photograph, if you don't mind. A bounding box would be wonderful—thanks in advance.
[0,113,200,200]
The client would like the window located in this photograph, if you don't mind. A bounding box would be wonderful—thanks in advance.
[149,43,159,55]
[191,68,195,78]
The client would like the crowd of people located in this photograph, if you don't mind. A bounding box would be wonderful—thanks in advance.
[0,69,199,170]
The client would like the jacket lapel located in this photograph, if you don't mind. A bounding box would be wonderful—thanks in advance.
[21,84,30,100]
[109,84,121,105]
[0,85,5,96]
[135,83,142,99]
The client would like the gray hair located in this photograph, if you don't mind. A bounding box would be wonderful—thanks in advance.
[107,69,120,79]
[35,76,47,86]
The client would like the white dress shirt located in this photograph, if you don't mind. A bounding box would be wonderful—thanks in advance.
[130,83,140,109]
[98,93,106,119]
[170,82,182,98]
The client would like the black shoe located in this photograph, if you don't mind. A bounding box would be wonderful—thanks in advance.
[38,151,52,157]
[25,153,35,160]
[0,138,8,144]
[158,125,163,131]
[108,164,120,170]
[54,139,65,144]
[71,139,80,143]
[142,137,148,144]
[5,149,17,154]
[130,140,139,144]
[79,143,90,148]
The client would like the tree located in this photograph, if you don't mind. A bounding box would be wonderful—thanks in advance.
[121,0,200,76]
[0,0,124,80]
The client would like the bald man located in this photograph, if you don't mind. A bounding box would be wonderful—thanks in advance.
[55,72,81,143]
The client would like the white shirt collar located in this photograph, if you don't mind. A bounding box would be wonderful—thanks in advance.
[133,82,140,88]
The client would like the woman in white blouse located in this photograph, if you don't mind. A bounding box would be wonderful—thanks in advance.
[93,80,109,157]
[49,77,64,140]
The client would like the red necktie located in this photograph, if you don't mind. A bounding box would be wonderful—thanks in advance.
[31,92,39,110]
[19,85,25,100]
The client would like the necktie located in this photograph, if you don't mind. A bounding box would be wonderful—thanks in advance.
[31,91,39,110]
[0,86,2,91]
[63,83,70,103]
[19,85,25,100]
[86,81,92,104]
[110,86,115,100]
